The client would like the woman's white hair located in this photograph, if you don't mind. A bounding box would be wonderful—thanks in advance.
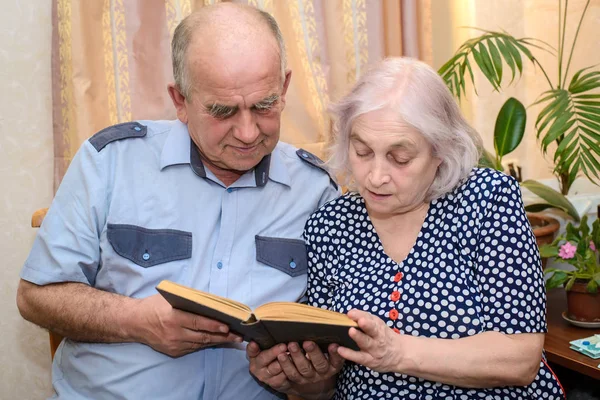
[328,57,483,201]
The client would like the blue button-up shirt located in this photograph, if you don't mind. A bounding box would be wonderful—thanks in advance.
[21,119,339,400]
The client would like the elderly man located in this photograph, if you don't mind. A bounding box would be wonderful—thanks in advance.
[17,3,341,399]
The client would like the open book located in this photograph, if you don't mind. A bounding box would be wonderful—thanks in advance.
[156,280,359,351]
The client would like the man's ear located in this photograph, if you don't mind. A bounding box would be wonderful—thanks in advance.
[167,83,188,124]
[279,70,292,110]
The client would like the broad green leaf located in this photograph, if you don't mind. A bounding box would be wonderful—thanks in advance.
[565,275,576,291]
[546,271,568,289]
[494,98,526,157]
[521,180,580,221]
[539,244,559,258]
[587,279,599,293]
[594,272,600,286]
[524,203,557,213]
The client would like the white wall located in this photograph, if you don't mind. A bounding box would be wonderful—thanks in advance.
[0,0,54,398]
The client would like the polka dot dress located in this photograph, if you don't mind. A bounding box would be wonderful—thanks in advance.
[304,168,565,400]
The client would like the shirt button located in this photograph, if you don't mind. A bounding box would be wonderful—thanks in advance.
[289,261,297,269]
[393,272,403,282]
[389,309,399,321]
[226,188,233,193]
[391,291,401,301]
[217,261,223,269]
[142,252,150,261]
[134,126,142,131]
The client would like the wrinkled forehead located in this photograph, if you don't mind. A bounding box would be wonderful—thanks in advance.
[186,38,282,106]
[351,108,428,149]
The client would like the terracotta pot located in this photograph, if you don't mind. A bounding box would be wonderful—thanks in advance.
[566,281,600,322]
[527,213,560,269]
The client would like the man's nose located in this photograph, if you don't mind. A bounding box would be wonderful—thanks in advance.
[233,110,260,144]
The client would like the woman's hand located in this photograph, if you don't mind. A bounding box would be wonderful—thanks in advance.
[337,309,404,373]
[247,341,344,396]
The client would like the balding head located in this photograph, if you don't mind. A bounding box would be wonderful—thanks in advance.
[171,3,286,99]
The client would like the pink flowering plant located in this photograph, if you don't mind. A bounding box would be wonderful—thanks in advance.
[541,215,600,293]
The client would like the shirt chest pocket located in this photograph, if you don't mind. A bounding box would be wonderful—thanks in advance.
[107,224,192,268]
[255,235,308,277]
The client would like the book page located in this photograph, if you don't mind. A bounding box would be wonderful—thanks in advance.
[255,302,357,326]
[157,281,252,321]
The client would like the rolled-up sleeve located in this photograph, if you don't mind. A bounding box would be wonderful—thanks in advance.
[21,140,107,287]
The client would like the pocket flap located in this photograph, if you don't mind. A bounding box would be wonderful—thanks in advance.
[107,224,192,268]
[255,236,308,277]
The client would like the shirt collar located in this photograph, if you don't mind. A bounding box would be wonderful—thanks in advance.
[159,120,291,188]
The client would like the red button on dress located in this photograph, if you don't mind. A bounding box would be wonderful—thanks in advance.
[393,328,400,334]
[389,309,399,320]
[393,272,403,282]
[390,291,400,301]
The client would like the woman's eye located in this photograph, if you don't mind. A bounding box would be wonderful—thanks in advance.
[356,151,371,157]
[394,159,410,165]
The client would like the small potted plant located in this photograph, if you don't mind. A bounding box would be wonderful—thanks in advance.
[542,214,600,323]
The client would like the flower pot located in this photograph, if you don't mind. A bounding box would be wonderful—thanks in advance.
[527,213,559,268]
[566,281,600,322]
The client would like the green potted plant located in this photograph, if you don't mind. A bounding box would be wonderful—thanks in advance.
[542,215,600,322]
[438,0,599,228]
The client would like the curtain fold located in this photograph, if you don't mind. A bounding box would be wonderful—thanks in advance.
[52,0,431,189]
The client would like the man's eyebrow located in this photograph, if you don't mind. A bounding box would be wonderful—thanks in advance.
[253,94,280,108]
[205,102,238,116]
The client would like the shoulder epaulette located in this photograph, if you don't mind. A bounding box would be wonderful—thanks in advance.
[89,122,147,152]
[296,149,338,190]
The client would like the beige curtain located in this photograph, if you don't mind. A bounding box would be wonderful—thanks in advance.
[52,0,431,189]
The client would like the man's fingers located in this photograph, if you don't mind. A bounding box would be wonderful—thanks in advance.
[278,351,305,383]
[302,341,329,374]
[327,344,345,370]
[287,342,315,377]
[177,311,230,333]
[246,341,261,359]
[183,330,241,346]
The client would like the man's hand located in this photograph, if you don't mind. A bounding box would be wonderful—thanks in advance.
[134,294,242,357]
[247,341,344,397]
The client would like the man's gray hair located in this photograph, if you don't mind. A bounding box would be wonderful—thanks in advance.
[328,57,482,201]
[171,8,287,99]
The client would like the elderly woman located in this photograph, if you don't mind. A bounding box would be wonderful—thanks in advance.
[248,58,564,399]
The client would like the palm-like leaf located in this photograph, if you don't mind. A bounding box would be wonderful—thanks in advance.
[534,67,600,193]
[438,30,552,101]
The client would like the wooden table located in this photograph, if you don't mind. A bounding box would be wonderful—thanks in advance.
[545,288,600,380]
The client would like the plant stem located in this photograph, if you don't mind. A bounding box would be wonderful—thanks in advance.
[533,59,555,89]
[560,171,571,195]
[559,0,569,89]
[558,0,563,88]
[563,0,591,87]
